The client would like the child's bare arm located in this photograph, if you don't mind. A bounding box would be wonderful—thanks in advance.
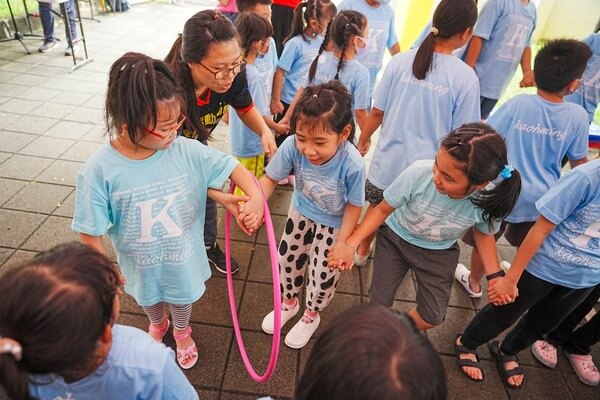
[331,204,364,271]
[271,68,286,115]
[569,156,588,169]
[328,200,395,269]
[464,36,483,68]
[357,108,384,156]
[354,109,369,134]
[519,46,535,88]
[80,233,105,255]
[229,165,265,233]
[388,42,401,56]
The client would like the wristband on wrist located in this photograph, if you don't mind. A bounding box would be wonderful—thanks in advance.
[485,270,506,281]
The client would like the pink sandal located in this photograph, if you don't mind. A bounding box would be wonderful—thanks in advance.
[531,340,557,369]
[173,326,198,369]
[565,351,600,386]
[148,318,170,343]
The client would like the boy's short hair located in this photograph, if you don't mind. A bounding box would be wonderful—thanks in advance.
[237,0,273,13]
[534,39,592,93]
[296,304,447,400]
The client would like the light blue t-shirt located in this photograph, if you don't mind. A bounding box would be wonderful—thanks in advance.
[526,160,600,289]
[472,0,536,100]
[566,33,600,124]
[278,34,324,104]
[383,160,499,250]
[230,64,267,157]
[29,325,198,400]
[306,51,370,110]
[72,137,239,306]
[338,0,398,95]
[255,37,278,102]
[369,49,480,190]
[412,21,469,59]
[266,136,365,228]
[488,94,589,223]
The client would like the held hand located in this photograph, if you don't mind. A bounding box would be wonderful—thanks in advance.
[326,242,355,271]
[519,70,536,88]
[240,196,264,234]
[278,114,290,127]
[271,100,284,116]
[273,122,290,136]
[357,138,371,157]
[487,276,518,306]
[218,193,255,236]
[261,132,278,158]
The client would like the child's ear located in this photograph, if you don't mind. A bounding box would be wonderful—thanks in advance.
[566,78,582,94]
[340,124,352,142]
[459,27,473,42]
[99,323,113,345]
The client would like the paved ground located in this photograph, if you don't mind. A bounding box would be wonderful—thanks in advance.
[0,3,598,399]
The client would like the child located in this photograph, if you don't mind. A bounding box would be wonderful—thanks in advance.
[281,10,371,132]
[72,52,263,370]
[531,285,600,386]
[271,0,337,122]
[464,0,537,119]
[328,123,521,332]
[455,39,592,299]
[216,0,239,22]
[231,12,289,189]
[0,242,198,400]
[338,0,401,96]
[455,159,600,389]
[353,0,479,266]
[566,33,600,125]
[258,81,366,349]
[296,304,446,400]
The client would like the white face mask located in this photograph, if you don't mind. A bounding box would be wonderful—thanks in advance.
[355,36,369,58]
[378,0,391,4]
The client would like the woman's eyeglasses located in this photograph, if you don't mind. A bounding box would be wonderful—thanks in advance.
[144,115,187,139]
[199,57,247,81]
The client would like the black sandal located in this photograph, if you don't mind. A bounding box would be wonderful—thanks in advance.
[488,340,524,389]
[454,335,485,382]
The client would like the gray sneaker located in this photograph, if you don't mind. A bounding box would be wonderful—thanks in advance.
[39,40,58,53]
[65,44,80,56]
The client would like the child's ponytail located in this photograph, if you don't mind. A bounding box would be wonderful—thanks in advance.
[441,123,522,227]
[412,0,477,80]
[0,350,31,400]
[308,18,332,82]
[286,1,309,44]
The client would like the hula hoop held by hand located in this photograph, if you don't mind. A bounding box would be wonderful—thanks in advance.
[225,178,282,383]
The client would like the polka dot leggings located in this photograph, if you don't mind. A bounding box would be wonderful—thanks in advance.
[279,205,340,312]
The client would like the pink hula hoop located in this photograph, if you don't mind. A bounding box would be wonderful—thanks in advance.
[224,178,282,383]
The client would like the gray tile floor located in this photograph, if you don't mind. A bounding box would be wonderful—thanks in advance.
[0,3,598,399]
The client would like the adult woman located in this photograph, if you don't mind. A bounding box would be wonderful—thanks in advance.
[165,10,277,274]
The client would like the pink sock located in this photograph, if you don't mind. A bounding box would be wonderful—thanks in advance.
[282,298,297,310]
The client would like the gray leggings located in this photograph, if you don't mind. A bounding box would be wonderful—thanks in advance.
[142,302,192,331]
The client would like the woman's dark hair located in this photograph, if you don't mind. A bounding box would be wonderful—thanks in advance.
[308,10,366,82]
[296,304,447,400]
[534,39,592,93]
[291,80,355,142]
[235,12,273,57]
[105,52,182,144]
[165,10,239,141]
[441,122,522,226]
[285,0,337,44]
[413,0,477,80]
[0,242,120,400]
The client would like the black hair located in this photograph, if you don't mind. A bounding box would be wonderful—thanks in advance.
[285,0,337,44]
[534,39,592,93]
[235,12,274,57]
[308,10,366,82]
[441,122,522,226]
[296,304,447,400]
[164,10,239,141]
[105,52,182,144]
[0,242,120,400]
[413,0,477,80]
[236,0,273,12]
[290,80,355,143]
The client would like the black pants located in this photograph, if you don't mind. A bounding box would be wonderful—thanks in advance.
[547,284,600,355]
[271,4,294,57]
[461,270,595,356]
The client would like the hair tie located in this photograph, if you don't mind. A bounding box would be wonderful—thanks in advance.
[0,337,23,361]
[431,27,439,36]
[492,165,514,185]
[312,94,318,98]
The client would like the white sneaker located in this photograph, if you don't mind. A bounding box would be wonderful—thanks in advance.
[500,261,512,273]
[454,263,483,298]
[285,312,321,349]
[65,44,80,56]
[261,299,299,334]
